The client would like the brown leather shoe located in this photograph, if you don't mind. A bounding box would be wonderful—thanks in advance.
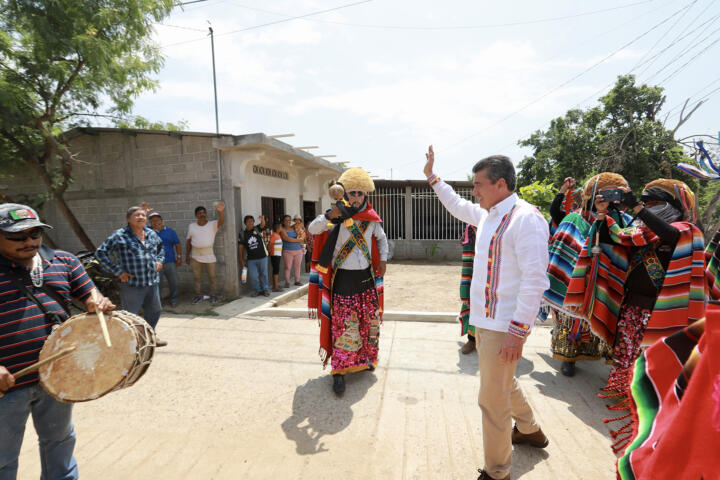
[461,338,476,354]
[477,469,509,480]
[156,339,168,348]
[511,425,549,448]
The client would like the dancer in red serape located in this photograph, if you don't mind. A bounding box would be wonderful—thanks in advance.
[307,168,388,395]
[564,179,706,453]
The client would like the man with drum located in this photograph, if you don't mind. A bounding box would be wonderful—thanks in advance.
[95,205,168,347]
[0,203,114,480]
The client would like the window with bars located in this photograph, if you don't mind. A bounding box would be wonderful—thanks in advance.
[367,185,474,240]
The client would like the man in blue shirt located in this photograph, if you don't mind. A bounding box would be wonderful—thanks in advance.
[149,212,181,307]
[0,203,114,480]
[96,205,166,346]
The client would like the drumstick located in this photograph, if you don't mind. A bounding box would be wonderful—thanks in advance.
[12,346,77,380]
[92,289,112,348]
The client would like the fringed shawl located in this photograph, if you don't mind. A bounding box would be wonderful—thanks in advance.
[543,211,595,318]
[705,228,720,300]
[459,224,476,335]
[617,309,720,480]
[308,207,384,367]
[564,217,706,347]
[542,210,631,320]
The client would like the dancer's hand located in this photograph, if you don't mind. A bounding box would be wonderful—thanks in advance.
[424,145,435,178]
[499,333,524,363]
[378,261,387,277]
[559,177,575,194]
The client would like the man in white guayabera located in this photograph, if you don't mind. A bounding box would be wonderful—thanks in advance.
[186,202,225,304]
[424,146,550,480]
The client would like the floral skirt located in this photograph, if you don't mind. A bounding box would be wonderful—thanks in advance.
[605,303,651,392]
[551,310,612,362]
[331,288,380,375]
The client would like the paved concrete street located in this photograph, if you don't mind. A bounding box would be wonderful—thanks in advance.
[17,312,617,479]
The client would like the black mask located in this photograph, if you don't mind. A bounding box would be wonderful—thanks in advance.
[647,202,682,223]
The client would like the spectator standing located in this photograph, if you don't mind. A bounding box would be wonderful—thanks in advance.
[269,223,283,292]
[280,215,304,288]
[95,205,167,345]
[238,215,270,297]
[149,212,181,307]
[186,202,225,304]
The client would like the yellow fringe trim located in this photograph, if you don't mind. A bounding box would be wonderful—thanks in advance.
[316,265,328,274]
[331,362,378,375]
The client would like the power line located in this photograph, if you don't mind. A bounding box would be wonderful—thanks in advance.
[154,22,206,32]
[441,0,698,156]
[656,33,720,85]
[635,0,717,77]
[161,0,374,49]
[643,19,720,83]
[228,0,653,31]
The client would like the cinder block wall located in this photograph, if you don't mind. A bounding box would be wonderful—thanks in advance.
[389,239,461,261]
[5,131,235,298]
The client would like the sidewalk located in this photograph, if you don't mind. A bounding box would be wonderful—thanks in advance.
[17,313,617,479]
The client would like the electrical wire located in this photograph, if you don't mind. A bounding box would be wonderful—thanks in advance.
[440,0,698,157]
[228,0,654,31]
[161,0,374,49]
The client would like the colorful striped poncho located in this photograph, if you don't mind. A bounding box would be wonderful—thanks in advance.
[459,224,476,336]
[564,216,706,348]
[308,207,384,367]
[617,306,720,479]
[705,228,720,300]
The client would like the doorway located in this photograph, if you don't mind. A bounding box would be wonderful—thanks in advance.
[262,196,286,225]
[303,201,317,223]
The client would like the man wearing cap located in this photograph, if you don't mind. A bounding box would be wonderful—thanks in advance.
[95,205,167,346]
[149,212,182,307]
[0,203,114,479]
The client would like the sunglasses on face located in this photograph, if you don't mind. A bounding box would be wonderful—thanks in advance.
[1,229,43,242]
[348,191,365,197]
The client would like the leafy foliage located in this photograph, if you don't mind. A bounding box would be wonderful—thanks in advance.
[0,0,175,248]
[517,75,696,193]
[518,180,556,220]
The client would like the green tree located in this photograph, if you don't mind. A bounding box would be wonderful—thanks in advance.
[518,180,556,220]
[517,75,696,193]
[0,0,175,250]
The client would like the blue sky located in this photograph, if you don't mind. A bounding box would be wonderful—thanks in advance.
[131,0,720,180]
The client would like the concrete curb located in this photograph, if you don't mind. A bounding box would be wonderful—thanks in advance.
[248,307,459,323]
[248,306,554,326]
[243,284,309,315]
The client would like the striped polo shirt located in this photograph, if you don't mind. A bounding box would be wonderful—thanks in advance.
[0,247,95,392]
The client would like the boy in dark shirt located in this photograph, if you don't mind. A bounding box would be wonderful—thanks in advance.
[238,215,270,297]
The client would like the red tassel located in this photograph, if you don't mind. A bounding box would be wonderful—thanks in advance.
[603,412,632,424]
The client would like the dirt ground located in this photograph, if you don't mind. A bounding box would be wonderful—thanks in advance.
[283,260,462,312]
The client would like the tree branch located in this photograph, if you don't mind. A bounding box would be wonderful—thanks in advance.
[672,99,704,137]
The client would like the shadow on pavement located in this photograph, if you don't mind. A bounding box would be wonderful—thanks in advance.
[513,446,551,479]
[281,372,378,455]
[529,352,613,436]
[456,341,478,375]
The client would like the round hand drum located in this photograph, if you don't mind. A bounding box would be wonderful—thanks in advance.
[38,310,156,402]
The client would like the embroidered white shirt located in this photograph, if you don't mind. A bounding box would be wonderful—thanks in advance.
[431,180,549,333]
[308,213,389,270]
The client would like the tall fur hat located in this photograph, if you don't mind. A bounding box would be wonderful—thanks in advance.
[582,172,629,203]
[337,168,375,193]
[643,178,696,222]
